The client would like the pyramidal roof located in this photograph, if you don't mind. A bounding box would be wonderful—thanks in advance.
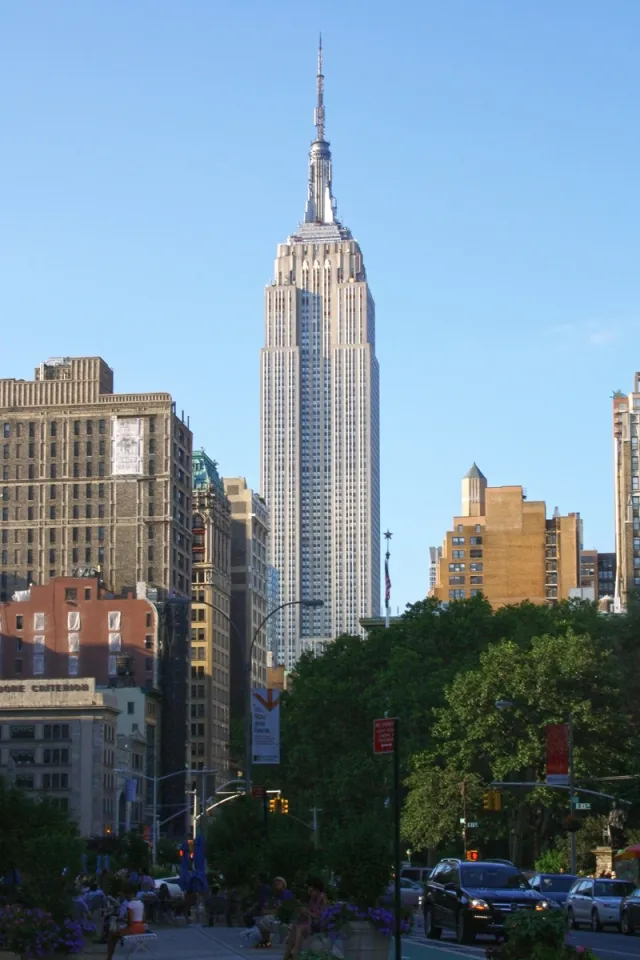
[464,463,486,480]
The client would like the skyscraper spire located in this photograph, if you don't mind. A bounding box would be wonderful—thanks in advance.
[314,34,325,142]
[304,36,337,226]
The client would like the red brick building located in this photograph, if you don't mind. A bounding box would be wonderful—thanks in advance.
[0,576,159,687]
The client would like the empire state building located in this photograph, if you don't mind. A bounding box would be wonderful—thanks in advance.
[261,41,381,667]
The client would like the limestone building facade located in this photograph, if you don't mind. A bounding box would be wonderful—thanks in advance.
[260,44,380,666]
[0,356,193,601]
[190,450,231,777]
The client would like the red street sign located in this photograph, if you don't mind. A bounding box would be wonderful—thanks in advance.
[374,718,396,754]
[251,787,266,799]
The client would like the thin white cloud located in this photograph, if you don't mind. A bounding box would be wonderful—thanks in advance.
[546,321,619,348]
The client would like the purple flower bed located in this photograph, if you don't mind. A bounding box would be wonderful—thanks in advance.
[320,903,413,938]
[0,904,94,957]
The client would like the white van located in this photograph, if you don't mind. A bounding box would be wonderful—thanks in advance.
[400,866,431,885]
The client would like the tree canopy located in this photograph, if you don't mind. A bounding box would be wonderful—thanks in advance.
[213,596,640,887]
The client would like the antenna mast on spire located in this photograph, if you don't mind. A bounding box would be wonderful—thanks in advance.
[314,34,325,141]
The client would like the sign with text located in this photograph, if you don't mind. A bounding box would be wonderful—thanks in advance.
[373,718,396,754]
[546,723,569,785]
[251,688,280,765]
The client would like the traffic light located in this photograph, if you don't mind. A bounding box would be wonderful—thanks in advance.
[269,797,278,813]
[483,790,502,811]
[280,798,289,815]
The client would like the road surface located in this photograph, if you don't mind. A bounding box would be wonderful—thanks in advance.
[401,928,640,960]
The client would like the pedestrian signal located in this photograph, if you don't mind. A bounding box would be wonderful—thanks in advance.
[466,850,479,861]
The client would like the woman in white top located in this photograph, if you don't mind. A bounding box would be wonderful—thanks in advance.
[106,890,146,960]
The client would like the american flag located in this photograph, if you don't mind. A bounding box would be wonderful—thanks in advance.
[385,556,391,605]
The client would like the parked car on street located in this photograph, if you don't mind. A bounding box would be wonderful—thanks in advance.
[401,866,432,885]
[384,878,424,910]
[154,877,184,900]
[620,887,640,934]
[529,874,579,907]
[566,877,635,931]
[423,858,550,944]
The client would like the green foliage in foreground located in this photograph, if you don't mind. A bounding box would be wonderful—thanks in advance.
[0,779,83,921]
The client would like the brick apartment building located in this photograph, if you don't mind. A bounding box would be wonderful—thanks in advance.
[430,464,581,607]
[0,576,159,687]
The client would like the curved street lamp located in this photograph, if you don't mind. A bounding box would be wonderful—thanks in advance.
[245,599,324,791]
[189,595,324,791]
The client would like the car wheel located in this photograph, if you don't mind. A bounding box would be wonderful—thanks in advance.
[456,911,474,945]
[591,910,602,933]
[424,907,442,940]
[621,911,634,936]
[567,908,579,930]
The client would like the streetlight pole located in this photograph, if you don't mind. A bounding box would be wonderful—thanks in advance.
[244,599,323,793]
[118,767,216,865]
[186,595,323,792]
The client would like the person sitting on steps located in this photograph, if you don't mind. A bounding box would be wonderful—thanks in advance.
[106,888,145,960]
[283,879,326,960]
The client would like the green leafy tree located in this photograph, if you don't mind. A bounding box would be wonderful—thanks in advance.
[278,597,499,859]
[407,629,630,864]
[206,796,318,895]
[0,779,83,921]
[326,812,392,907]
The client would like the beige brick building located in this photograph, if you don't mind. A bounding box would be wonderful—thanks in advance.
[0,357,193,600]
[190,450,231,778]
[430,464,581,607]
[222,478,268,725]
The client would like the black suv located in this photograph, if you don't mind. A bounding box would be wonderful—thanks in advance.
[423,858,551,943]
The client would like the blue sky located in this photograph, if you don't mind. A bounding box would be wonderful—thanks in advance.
[2,1,639,611]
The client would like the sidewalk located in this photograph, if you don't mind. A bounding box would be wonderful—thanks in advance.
[198,924,284,957]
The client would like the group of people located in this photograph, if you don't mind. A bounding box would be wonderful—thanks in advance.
[74,867,160,960]
[245,875,327,960]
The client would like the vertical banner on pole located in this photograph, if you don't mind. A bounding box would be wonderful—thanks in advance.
[546,724,569,785]
[251,689,281,764]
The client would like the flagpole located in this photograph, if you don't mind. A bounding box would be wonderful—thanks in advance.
[384,530,393,629]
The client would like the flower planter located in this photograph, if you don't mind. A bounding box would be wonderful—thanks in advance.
[342,920,390,960]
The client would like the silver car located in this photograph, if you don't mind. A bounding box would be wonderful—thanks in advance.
[566,878,635,931]
[386,877,424,910]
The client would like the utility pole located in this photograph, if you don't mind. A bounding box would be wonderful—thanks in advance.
[461,780,468,858]
[568,713,576,874]
[310,807,322,848]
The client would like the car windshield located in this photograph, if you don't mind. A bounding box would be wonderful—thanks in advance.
[594,881,635,898]
[461,866,529,890]
[540,876,577,893]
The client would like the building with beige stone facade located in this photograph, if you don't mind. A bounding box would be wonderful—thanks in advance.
[0,356,193,601]
[613,375,640,611]
[260,43,380,667]
[0,677,118,836]
[222,478,268,725]
[190,450,231,778]
[430,465,581,607]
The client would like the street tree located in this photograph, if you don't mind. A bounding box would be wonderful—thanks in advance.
[405,629,630,863]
